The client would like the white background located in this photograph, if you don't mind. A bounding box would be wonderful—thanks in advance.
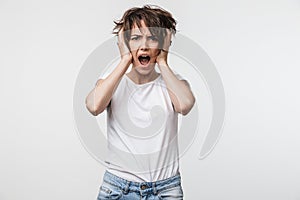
[1,0,300,199]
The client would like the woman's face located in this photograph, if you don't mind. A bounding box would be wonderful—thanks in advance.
[128,20,160,75]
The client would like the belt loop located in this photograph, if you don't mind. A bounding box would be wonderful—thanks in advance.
[123,181,130,194]
[152,182,157,195]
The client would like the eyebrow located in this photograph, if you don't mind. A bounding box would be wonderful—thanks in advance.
[130,34,155,37]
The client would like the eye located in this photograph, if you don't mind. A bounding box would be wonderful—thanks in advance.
[148,36,158,41]
[131,36,141,40]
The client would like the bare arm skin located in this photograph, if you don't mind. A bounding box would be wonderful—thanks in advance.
[85,29,132,116]
[156,30,195,115]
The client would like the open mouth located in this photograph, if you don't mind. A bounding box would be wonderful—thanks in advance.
[138,55,150,65]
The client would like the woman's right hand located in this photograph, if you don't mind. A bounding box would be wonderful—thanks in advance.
[117,28,132,64]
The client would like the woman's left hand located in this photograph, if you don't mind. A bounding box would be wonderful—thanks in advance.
[156,29,172,66]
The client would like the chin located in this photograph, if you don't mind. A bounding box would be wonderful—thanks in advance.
[134,62,156,74]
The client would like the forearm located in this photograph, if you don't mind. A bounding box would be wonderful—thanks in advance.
[158,62,195,115]
[85,59,131,116]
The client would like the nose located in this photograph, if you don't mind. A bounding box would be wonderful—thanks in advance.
[139,37,149,51]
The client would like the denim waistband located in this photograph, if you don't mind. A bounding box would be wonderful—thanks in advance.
[102,170,182,195]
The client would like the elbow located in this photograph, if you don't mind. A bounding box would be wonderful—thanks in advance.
[86,105,100,116]
[176,96,195,116]
[85,97,104,116]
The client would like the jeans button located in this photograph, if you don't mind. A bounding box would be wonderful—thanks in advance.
[140,185,147,190]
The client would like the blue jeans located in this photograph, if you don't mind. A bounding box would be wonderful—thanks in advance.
[97,171,184,200]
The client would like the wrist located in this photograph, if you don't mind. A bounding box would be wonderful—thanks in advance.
[157,60,168,67]
[120,57,132,66]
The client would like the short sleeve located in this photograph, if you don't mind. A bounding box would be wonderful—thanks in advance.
[94,71,110,86]
[175,73,185,80]
[174,72,191,88]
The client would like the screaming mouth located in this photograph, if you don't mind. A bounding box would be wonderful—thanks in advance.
[138,55,150,65]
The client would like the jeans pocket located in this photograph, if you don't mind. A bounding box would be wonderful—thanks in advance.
[158,185,184,200]
[97,182,123,200]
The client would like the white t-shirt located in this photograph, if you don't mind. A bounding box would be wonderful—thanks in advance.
[100,71,187,182]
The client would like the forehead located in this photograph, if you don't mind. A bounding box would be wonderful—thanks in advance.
[131,20,152,35]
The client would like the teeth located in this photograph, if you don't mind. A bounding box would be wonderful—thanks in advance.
[138,55,150,60]
[138,55,150,65]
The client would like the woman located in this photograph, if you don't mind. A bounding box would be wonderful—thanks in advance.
[86,5,195,200]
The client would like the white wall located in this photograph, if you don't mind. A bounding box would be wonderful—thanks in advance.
[1,0,300,199]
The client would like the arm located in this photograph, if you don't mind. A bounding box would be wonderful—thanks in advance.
[156,30,195,115]
[158,62,195,115]
[85,29,132,116]
[85,59,131,116]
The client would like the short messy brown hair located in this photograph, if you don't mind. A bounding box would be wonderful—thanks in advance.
[113,5,177,49]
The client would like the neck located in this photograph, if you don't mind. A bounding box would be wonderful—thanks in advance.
[127,68,160,84]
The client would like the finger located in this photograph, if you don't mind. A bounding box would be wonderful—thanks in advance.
[162,28,172,51]
[166,28,172,36]
[117,28,132,57]
[118,28,125,43]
